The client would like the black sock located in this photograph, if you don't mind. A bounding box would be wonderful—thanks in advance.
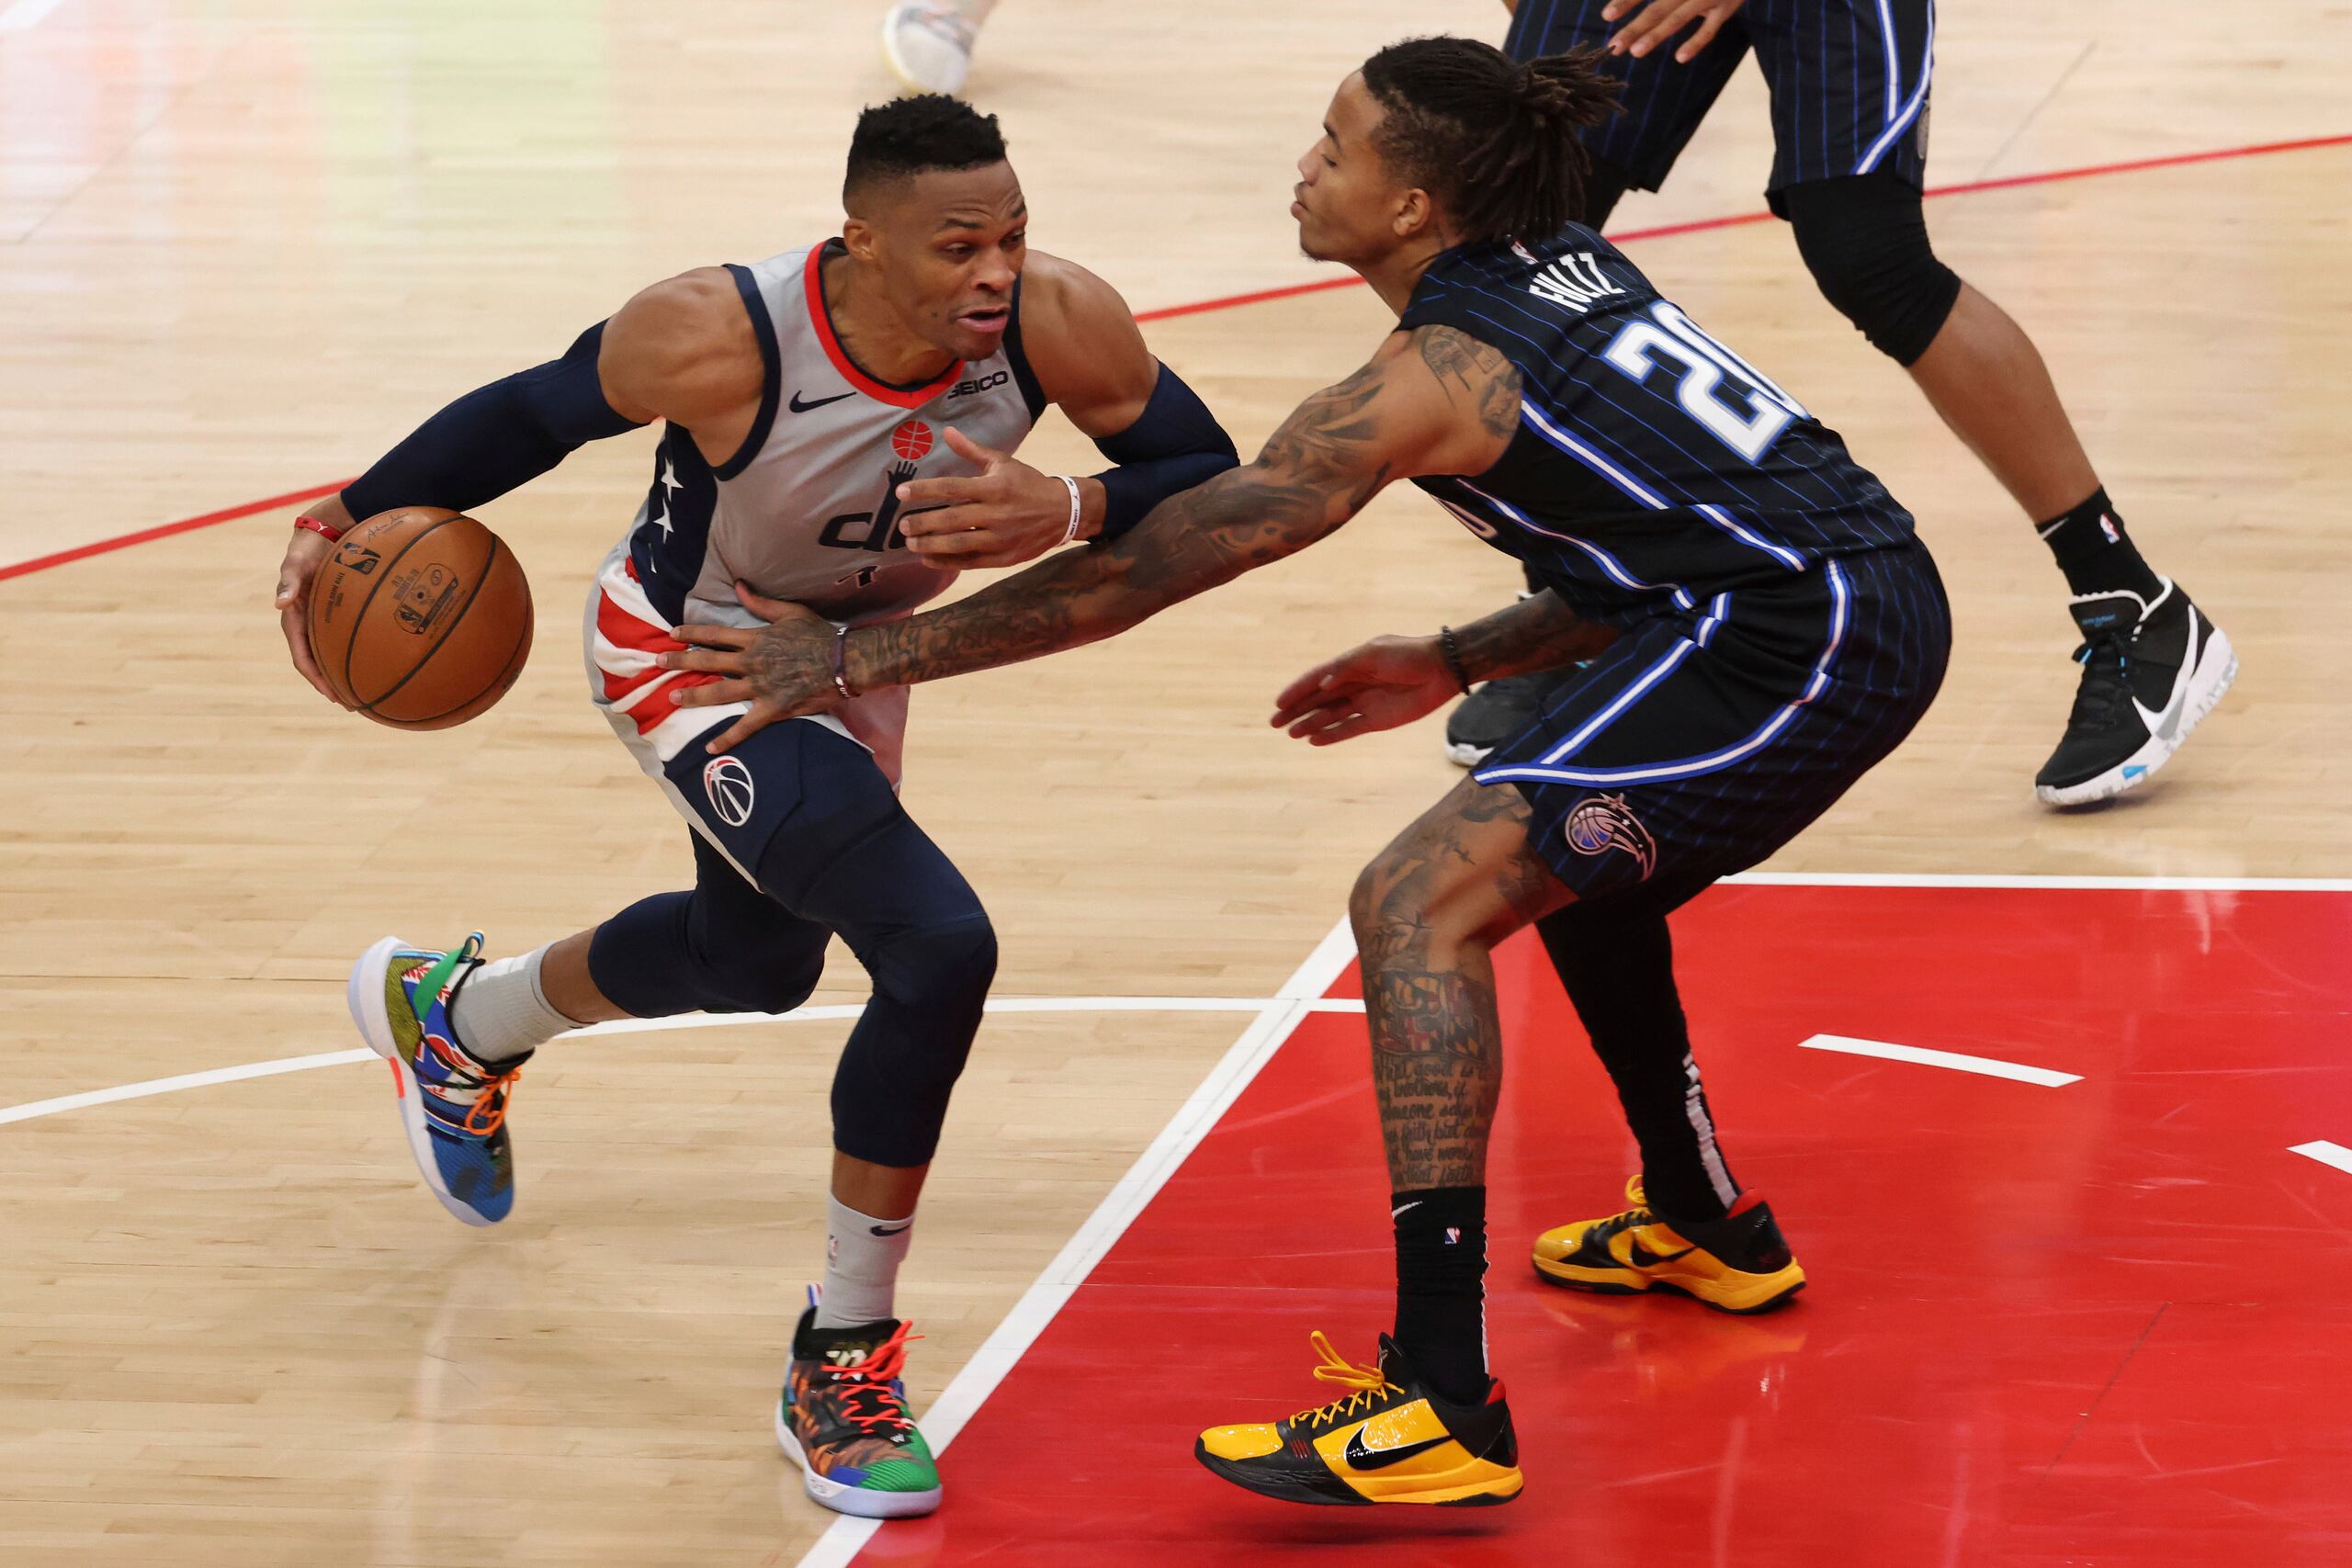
[1390,1185,1488,1404]
[2036,487,2163,603]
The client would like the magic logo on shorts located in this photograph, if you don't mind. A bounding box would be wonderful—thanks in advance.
[1565,793,1657,880]
[702,754,756,829]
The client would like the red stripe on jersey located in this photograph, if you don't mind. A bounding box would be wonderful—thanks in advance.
[801,244,963,409]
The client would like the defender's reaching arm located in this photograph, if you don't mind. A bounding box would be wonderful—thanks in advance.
[660,323,1524,752]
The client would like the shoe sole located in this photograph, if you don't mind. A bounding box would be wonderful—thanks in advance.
[1443,739,1494,769]
[1193,1442,1521,1506]
[1532,1254,1807,1314]
[775,1400,942,1518]
[348,934,500,1230]
[878,7,967,96]
[2036,625,2237,807]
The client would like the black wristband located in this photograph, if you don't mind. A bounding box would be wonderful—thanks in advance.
[1438,626,1473,694]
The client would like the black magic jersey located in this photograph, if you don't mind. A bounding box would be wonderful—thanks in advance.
[1402,224,1917,631]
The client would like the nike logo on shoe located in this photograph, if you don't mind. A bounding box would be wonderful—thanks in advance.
[1342,1430,1452,1470]
[1622,1234,1697,1269]
[789,389,855,412]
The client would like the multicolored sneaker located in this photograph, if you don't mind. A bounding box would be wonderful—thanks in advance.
[776,1304,941,1518]
[1532,1177,1805,1314]
[346,933,524,1228]
[1195,1332,1522,1507]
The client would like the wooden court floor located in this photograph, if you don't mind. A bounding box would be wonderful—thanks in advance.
[3,1,2349,1562]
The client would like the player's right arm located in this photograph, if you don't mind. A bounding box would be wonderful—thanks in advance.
[274,269,759,704]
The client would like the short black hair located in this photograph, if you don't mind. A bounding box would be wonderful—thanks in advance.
[1359,36,1622,245]
[843,94,1009,209]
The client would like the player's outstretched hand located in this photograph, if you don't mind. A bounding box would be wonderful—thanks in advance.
[276,497,355,707]
[662,582,842,754]
[896,427,1085,569]
[1272,635,1463,747]
[1600,0,1745,62]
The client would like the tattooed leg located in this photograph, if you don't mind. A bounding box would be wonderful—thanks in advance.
[1353,773,1568,1398]
[1350,773,1570,1190]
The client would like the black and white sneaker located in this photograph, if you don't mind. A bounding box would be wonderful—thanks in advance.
[1442,669,1574,768]
[2034,579,2235,807]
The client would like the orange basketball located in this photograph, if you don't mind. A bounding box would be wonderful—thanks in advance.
[306,507,534,729]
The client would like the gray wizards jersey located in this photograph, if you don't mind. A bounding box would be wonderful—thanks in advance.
[620,241,1041,630]
[587,241,1043,783]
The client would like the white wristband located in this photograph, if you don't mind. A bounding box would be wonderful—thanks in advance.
[1053,474,1083,544]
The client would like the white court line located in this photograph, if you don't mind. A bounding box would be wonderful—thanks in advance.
[1799,1033,2082,1088]
[1730,872,2352,892]
[2289,1141,2352,1176]
[791,918,1357,1568]
[0,993,1364,1130]
[0,0,70,32]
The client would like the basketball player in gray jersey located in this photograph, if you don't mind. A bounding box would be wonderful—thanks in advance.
[267,96,1237,1519]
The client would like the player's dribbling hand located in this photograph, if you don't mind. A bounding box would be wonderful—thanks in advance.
[895,427,1086,569]
[1600,0,1745,62]
[1271,635,1464,747]
[662,582,841,754]
[277,497,355,707]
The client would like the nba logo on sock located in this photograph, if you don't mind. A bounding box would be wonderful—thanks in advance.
[2099,513,2120,543]
[702,755,756,828]
[1444,1226,1461,1245]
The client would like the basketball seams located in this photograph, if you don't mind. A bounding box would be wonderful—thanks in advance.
[357,526,503,716]
[323,512,456,705]
[396,592,534,728]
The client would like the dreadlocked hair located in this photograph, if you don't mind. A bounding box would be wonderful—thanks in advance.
[1360,36,1623,245]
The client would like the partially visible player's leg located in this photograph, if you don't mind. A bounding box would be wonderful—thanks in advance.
[880,0,996,96]
[1196,773,1564,1509]
[1750,0,2234,802]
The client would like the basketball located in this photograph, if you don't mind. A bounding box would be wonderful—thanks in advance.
[306,507,534,729]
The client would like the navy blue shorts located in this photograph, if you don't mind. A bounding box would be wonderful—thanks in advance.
[1505,0,1936,206]
[1476,546,1949,903]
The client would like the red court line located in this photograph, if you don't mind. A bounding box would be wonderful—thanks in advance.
[0,479,352,584]
[9,128,2346,586]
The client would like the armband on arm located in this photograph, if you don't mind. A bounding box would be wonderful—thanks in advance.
[1088,362,1238,545]
[339,321,648,521]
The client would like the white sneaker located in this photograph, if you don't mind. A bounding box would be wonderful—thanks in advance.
[881,2,982,96]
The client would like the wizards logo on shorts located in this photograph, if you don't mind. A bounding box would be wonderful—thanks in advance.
[1565,793,1657,880]
[702,754,756,828]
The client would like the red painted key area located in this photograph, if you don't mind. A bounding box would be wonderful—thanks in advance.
[859,886,2352,1566]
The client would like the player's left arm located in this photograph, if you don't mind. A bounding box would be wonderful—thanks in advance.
[893,253,1238,569]
[661,324,1518,753]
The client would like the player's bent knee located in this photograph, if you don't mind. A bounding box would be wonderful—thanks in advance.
[1783,175,1962,367]
[695,933,826,1017]
[873,911,999,1018]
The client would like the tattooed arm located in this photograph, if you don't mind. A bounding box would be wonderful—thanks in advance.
[662,324,1526,753]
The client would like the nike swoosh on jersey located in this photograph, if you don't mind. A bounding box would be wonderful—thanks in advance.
[1342,1429,1453,1471]
[789,389,855,412]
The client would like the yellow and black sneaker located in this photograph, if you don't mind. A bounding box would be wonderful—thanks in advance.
[1532,1178,1805,1314]
[1194,1332,1522,1507]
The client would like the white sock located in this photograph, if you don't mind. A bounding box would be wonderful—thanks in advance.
[815,1195,914,1328]
[447,945,576,1065]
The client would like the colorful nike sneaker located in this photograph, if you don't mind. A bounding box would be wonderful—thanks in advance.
[1195,1332,1522,1507]
[2035,577,2235,806]
[776,1305,941,1518]
[346,933,524,1227]
[1532,1177,1805,1314]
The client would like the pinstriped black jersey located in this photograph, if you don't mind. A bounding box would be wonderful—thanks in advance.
[1400,227,1918,629]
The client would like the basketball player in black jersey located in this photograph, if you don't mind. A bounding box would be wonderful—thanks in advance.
[1444,0,2234,807]
[662,38,1950,1505]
